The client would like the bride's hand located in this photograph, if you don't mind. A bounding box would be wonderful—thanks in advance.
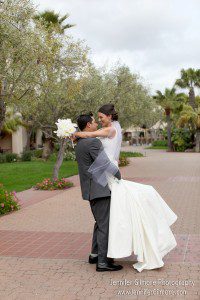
[70,135,77,142]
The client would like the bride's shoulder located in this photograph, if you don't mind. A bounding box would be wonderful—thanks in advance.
[112,121,122,130]
[108,126,117,139]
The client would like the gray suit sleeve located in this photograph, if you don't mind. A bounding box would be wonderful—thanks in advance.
[89,138,103,161]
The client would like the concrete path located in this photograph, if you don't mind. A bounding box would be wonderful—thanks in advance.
[0,146,199,299]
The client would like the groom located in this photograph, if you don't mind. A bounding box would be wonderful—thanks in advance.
[75,113,123,272]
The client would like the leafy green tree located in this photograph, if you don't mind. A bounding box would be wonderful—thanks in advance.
[103,64,160,129]
[0,0,89,179]
[195,96,200,107]
[72,64,107,119]
[0,0,44,133]
[73,63,161,130]
[16,26,89,178]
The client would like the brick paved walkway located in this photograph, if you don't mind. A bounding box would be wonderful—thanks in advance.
[0,146,199,299]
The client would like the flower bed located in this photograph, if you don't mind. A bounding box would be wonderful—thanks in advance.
[0,183,20,216]
[34,178,74,190]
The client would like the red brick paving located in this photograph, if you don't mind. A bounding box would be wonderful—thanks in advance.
[0,230,199,264]
[0,146,199,299]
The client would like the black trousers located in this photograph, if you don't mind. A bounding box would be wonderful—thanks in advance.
[89,196,111,264]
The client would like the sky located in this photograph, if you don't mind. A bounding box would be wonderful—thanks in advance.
[33,0,200,94]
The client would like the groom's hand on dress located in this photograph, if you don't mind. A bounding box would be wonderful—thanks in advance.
[114,177,120,184]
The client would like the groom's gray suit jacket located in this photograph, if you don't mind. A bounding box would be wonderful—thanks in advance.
[75,137,121,201]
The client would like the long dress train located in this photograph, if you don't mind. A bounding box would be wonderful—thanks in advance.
[107,176,177,272]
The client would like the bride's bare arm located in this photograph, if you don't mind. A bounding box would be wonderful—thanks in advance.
[74,127,111,138]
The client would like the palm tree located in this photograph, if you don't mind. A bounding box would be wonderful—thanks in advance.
[34,10,75,34]
[175,68,200,109]
[154,88,186,151]
[34,10,75,159]
[0,106,24,135]
[1,106,42,152]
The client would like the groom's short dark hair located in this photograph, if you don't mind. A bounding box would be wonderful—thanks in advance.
[77,112,93,131]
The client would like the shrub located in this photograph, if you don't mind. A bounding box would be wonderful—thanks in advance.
[0,154,7,163]
[48,153,57,161]
[64,151,76,161]
[34,178,74,190]
[171,128,193,152]
[152,140,167,147]
[32,149,43,158]
[0,183,20,216]
[119,155,129,167]
[5,153,18,163]
[54,143,60,152]
[119,151,143,166]
[120,151,143,157]
[21,150,32,161]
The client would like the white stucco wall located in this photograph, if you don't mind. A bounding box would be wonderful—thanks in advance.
[36,129,43,148]
[12,126,27,156]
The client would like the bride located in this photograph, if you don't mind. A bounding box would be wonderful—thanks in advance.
[74,104,177,272]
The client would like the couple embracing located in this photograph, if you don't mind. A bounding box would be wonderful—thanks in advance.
[74,104,177,272]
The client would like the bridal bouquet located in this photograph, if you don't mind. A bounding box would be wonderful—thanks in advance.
[54,119,77,147]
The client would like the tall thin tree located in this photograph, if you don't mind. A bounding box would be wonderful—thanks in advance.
[34,10,75,34]
[154,88,185,151]
[175,68,200,109]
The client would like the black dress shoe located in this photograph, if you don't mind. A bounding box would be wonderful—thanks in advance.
[96,262,123,272]
[89,255,98,264]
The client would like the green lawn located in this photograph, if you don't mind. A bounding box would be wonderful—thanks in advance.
[145,146,168,150]
[0,160,78,192]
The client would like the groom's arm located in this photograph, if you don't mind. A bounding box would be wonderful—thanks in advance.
[89,138,121,180]
[89,138,103,161]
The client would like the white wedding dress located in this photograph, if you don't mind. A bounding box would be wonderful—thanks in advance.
[98,121,177,272]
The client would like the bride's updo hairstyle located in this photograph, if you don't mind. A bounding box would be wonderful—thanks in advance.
[98,104,118,121]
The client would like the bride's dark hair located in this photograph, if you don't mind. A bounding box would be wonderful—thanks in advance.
[98,104,118,121]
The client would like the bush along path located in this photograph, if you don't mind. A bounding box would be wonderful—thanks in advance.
[0,183,20,216]
[34,178,74,190]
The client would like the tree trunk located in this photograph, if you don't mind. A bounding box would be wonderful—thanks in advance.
[0,79,6,135]
[42,139,53,160]
[195,128,200,152]
[42,128,54,160]
[189,87,196,109]
[165,109,173,151]
[25,127,33,151]
[53,139,67,180]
